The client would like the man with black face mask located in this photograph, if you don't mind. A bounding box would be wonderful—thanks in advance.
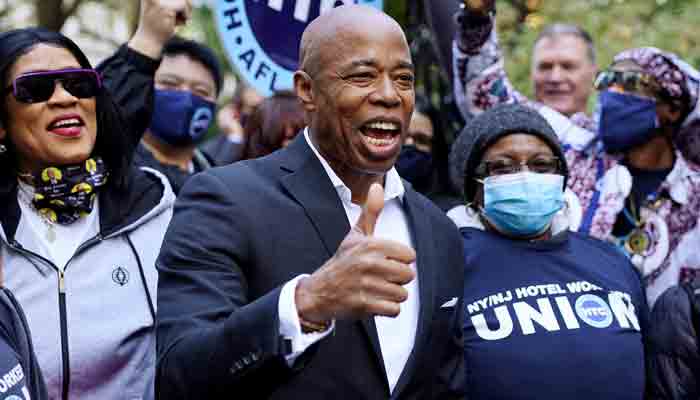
[134,36,222,194]
[396,94,435,194]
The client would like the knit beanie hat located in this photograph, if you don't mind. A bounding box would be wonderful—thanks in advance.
[449,103,569,203]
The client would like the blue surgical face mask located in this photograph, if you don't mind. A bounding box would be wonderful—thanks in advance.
[150,89,216,146]
[599,90,659,153]
[395,146,433,187]
[480,172,565,238]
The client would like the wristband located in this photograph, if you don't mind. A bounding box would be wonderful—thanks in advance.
[299,316,331,334]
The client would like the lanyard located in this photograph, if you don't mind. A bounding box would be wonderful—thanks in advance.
[578,156,606,234]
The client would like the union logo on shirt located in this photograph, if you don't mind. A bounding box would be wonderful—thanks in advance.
[465,281,640,341]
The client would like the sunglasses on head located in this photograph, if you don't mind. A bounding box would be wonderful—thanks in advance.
[593,70,661,95]
[3,68,101,104]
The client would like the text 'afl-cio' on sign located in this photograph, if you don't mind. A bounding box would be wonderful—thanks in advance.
[216,0,384,96]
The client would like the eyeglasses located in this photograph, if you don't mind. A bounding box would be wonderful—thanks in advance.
[593,70,661,96]
[476,156,561,177]
[3,68,101,104]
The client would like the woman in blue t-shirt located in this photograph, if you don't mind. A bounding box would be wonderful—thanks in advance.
[447,104,648,400]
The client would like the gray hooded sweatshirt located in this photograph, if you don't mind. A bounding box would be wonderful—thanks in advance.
[0,167,174,400]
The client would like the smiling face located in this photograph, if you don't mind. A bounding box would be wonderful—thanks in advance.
[1,44,97,174]
[297,11,415,179]
[532,34,596,117]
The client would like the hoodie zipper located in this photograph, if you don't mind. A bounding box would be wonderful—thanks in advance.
[58,269,69,400]
[8,234,103,400]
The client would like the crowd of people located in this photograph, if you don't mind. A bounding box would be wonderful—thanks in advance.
[0,0,698,399]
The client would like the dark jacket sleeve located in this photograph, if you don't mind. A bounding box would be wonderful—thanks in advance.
[97,45,160,155]
[155,170,295,399]
[647,285,700,400]
[0,288,48,400]
[200,135,246,166]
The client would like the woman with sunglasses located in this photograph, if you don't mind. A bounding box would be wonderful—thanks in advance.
[0,1,189,399]
[563,48,700,306]
[447,104,647,400]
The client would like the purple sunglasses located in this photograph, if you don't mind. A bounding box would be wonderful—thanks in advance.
[3,68,102,104]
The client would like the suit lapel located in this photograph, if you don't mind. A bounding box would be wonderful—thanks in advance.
[391,189,435,398]
[278,136,388,389]
[279,136,349,257]
[360,317,390,393]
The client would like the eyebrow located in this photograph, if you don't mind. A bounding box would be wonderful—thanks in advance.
[347,59,414,71]
[156,73,184,81]
[157,74,215,91]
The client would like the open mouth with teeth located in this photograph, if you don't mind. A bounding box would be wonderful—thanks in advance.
[47,117,85,138]
[359,120,402,157]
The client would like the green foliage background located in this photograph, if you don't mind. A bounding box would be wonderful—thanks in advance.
[488,0,700,103]
[179,0,700,106]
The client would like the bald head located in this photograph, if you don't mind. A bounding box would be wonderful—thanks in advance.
[298,5,406,78]
[292,4,415,187]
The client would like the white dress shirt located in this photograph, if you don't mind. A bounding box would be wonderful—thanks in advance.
[277,129,419,393]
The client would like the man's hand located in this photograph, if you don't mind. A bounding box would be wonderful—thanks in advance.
[295,183,416,324]
[128,0,193,59]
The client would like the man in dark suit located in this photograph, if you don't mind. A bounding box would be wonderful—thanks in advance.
[155,5,465,399]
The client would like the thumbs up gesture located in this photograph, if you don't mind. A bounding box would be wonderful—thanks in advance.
[295,183,416,325]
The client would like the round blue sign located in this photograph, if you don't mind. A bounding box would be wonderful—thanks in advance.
[216,0,384,97]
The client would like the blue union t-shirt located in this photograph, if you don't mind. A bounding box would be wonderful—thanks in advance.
[461,228,647,400]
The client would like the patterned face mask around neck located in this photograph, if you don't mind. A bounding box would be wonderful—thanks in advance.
[25,157,108,225]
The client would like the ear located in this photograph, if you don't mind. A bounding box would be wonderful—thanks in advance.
[0,121,5,141]
[294,70,316,113]
[657,102,684,127]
